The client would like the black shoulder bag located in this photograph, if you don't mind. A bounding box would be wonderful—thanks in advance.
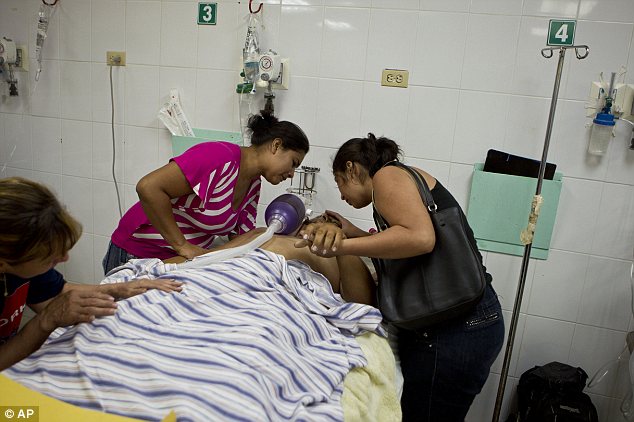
[371,161,486,329]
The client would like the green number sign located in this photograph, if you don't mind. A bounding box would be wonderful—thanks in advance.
[198,2,217,25]
[547,20,576,46]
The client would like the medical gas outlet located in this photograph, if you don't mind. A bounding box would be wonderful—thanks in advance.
[0,37,20,96]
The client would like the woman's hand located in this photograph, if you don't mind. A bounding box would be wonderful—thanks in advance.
[174,242,209,260]
[298,222,346,256]
[38,290,118,332]
[101,278,183,300]
[325,210,368,238]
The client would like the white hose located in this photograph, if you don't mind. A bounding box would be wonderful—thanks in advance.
[176,220,282,270]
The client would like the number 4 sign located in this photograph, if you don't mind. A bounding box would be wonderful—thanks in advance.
[547,20,576,46]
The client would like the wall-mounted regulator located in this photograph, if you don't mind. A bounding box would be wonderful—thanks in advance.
[0,37,19,96]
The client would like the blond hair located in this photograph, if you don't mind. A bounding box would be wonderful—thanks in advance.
[0,177,82,265]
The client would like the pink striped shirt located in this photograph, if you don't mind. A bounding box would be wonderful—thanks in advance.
[111,142,260,259]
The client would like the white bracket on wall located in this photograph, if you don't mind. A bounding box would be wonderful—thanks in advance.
[586,81,634,121]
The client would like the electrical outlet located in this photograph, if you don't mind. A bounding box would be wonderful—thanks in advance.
[381,69,409,88]
[106,51,126,66]
[15,45,28,71]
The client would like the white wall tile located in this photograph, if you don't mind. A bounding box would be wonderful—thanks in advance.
[61,119,92,178]
[420,0,469,12]
[193,69,236,131]
[91,0,125,63]
[563,21,633,101]
[32,116,61,174]
[61,61,92,121]
[404,86,459,161]
[325,0,370,7]
[522,0,579,18]
[279,6,324,77]
[516,315,575,376]
[570,324,628,396]
[124,126,159,185]
[30,60,61,118]
[273,76,320,143]
[411,12,468,88]
[528,250,588,321]
[158,128,174,164]
[197,2,239,71]
[125,65,160,127]
[0,0,30,51]
[92,122,124,182]
[452,91,509,165]
[364,9,417,81]
[314,78,363,147]
[512,17,571,98]
[447,162,474,209]
[64,233,94,283]
[3,114,32,170]
[93,235,110,281]
[126,1,161,66]
[62,175,94,234]
[320,7,370,80]
[461,14,521,93]
[471,0,523,15]
[59,0,91,61]
[93,179,124,237]
[372,0,418,9]
[405,157,451,186]
[91,63,126,125]
[160,2,198,68]
[579,0,634,23]
[605,122,634,185]
[591,183,634,260]
[30,170,61,195]
[503,95,552,159]
[578,256,632,331]
[549,177,603,254]
[361,82,410,143]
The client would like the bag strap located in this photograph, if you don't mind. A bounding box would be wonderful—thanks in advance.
[384,161,438,213]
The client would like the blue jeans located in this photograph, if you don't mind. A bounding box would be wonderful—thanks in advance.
[102,242,137,276]
[396,283,504,422]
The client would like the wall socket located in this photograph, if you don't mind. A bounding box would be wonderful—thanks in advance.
[381,69,409,88]
[15,45,28,71]
[106,51,126,66]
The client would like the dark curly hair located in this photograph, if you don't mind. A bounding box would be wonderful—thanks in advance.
[247,110,309,154]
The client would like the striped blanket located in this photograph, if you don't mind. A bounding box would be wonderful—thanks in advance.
[4,249,385,422]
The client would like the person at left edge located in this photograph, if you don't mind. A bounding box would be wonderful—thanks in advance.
[103,111,310,274]
[0,177,183,371]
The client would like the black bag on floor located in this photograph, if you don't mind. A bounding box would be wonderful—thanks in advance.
[517,361,598,422]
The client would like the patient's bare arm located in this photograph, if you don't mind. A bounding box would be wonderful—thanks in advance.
[164,229,376,305]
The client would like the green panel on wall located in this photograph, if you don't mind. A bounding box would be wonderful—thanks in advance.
[466,163,563,260]
[171,128,243,157]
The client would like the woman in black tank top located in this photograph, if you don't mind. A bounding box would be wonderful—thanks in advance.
[297,133,504,422]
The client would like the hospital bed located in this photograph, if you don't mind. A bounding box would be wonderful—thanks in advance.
[2,249,401,421]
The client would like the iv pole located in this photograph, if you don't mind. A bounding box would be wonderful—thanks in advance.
[491,43,589,422]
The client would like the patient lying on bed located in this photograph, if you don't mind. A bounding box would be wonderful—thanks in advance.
[165,218,377,306]
[3,220,398,422]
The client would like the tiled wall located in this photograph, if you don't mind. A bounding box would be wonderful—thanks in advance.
[1,0,633,420]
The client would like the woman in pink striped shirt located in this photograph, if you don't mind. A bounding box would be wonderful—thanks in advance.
[103,112,309,274]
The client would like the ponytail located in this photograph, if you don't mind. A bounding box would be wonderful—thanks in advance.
[332,133,401,178]
[247,110,309,153]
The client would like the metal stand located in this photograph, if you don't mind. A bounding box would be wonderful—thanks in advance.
[492,44,589,422]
